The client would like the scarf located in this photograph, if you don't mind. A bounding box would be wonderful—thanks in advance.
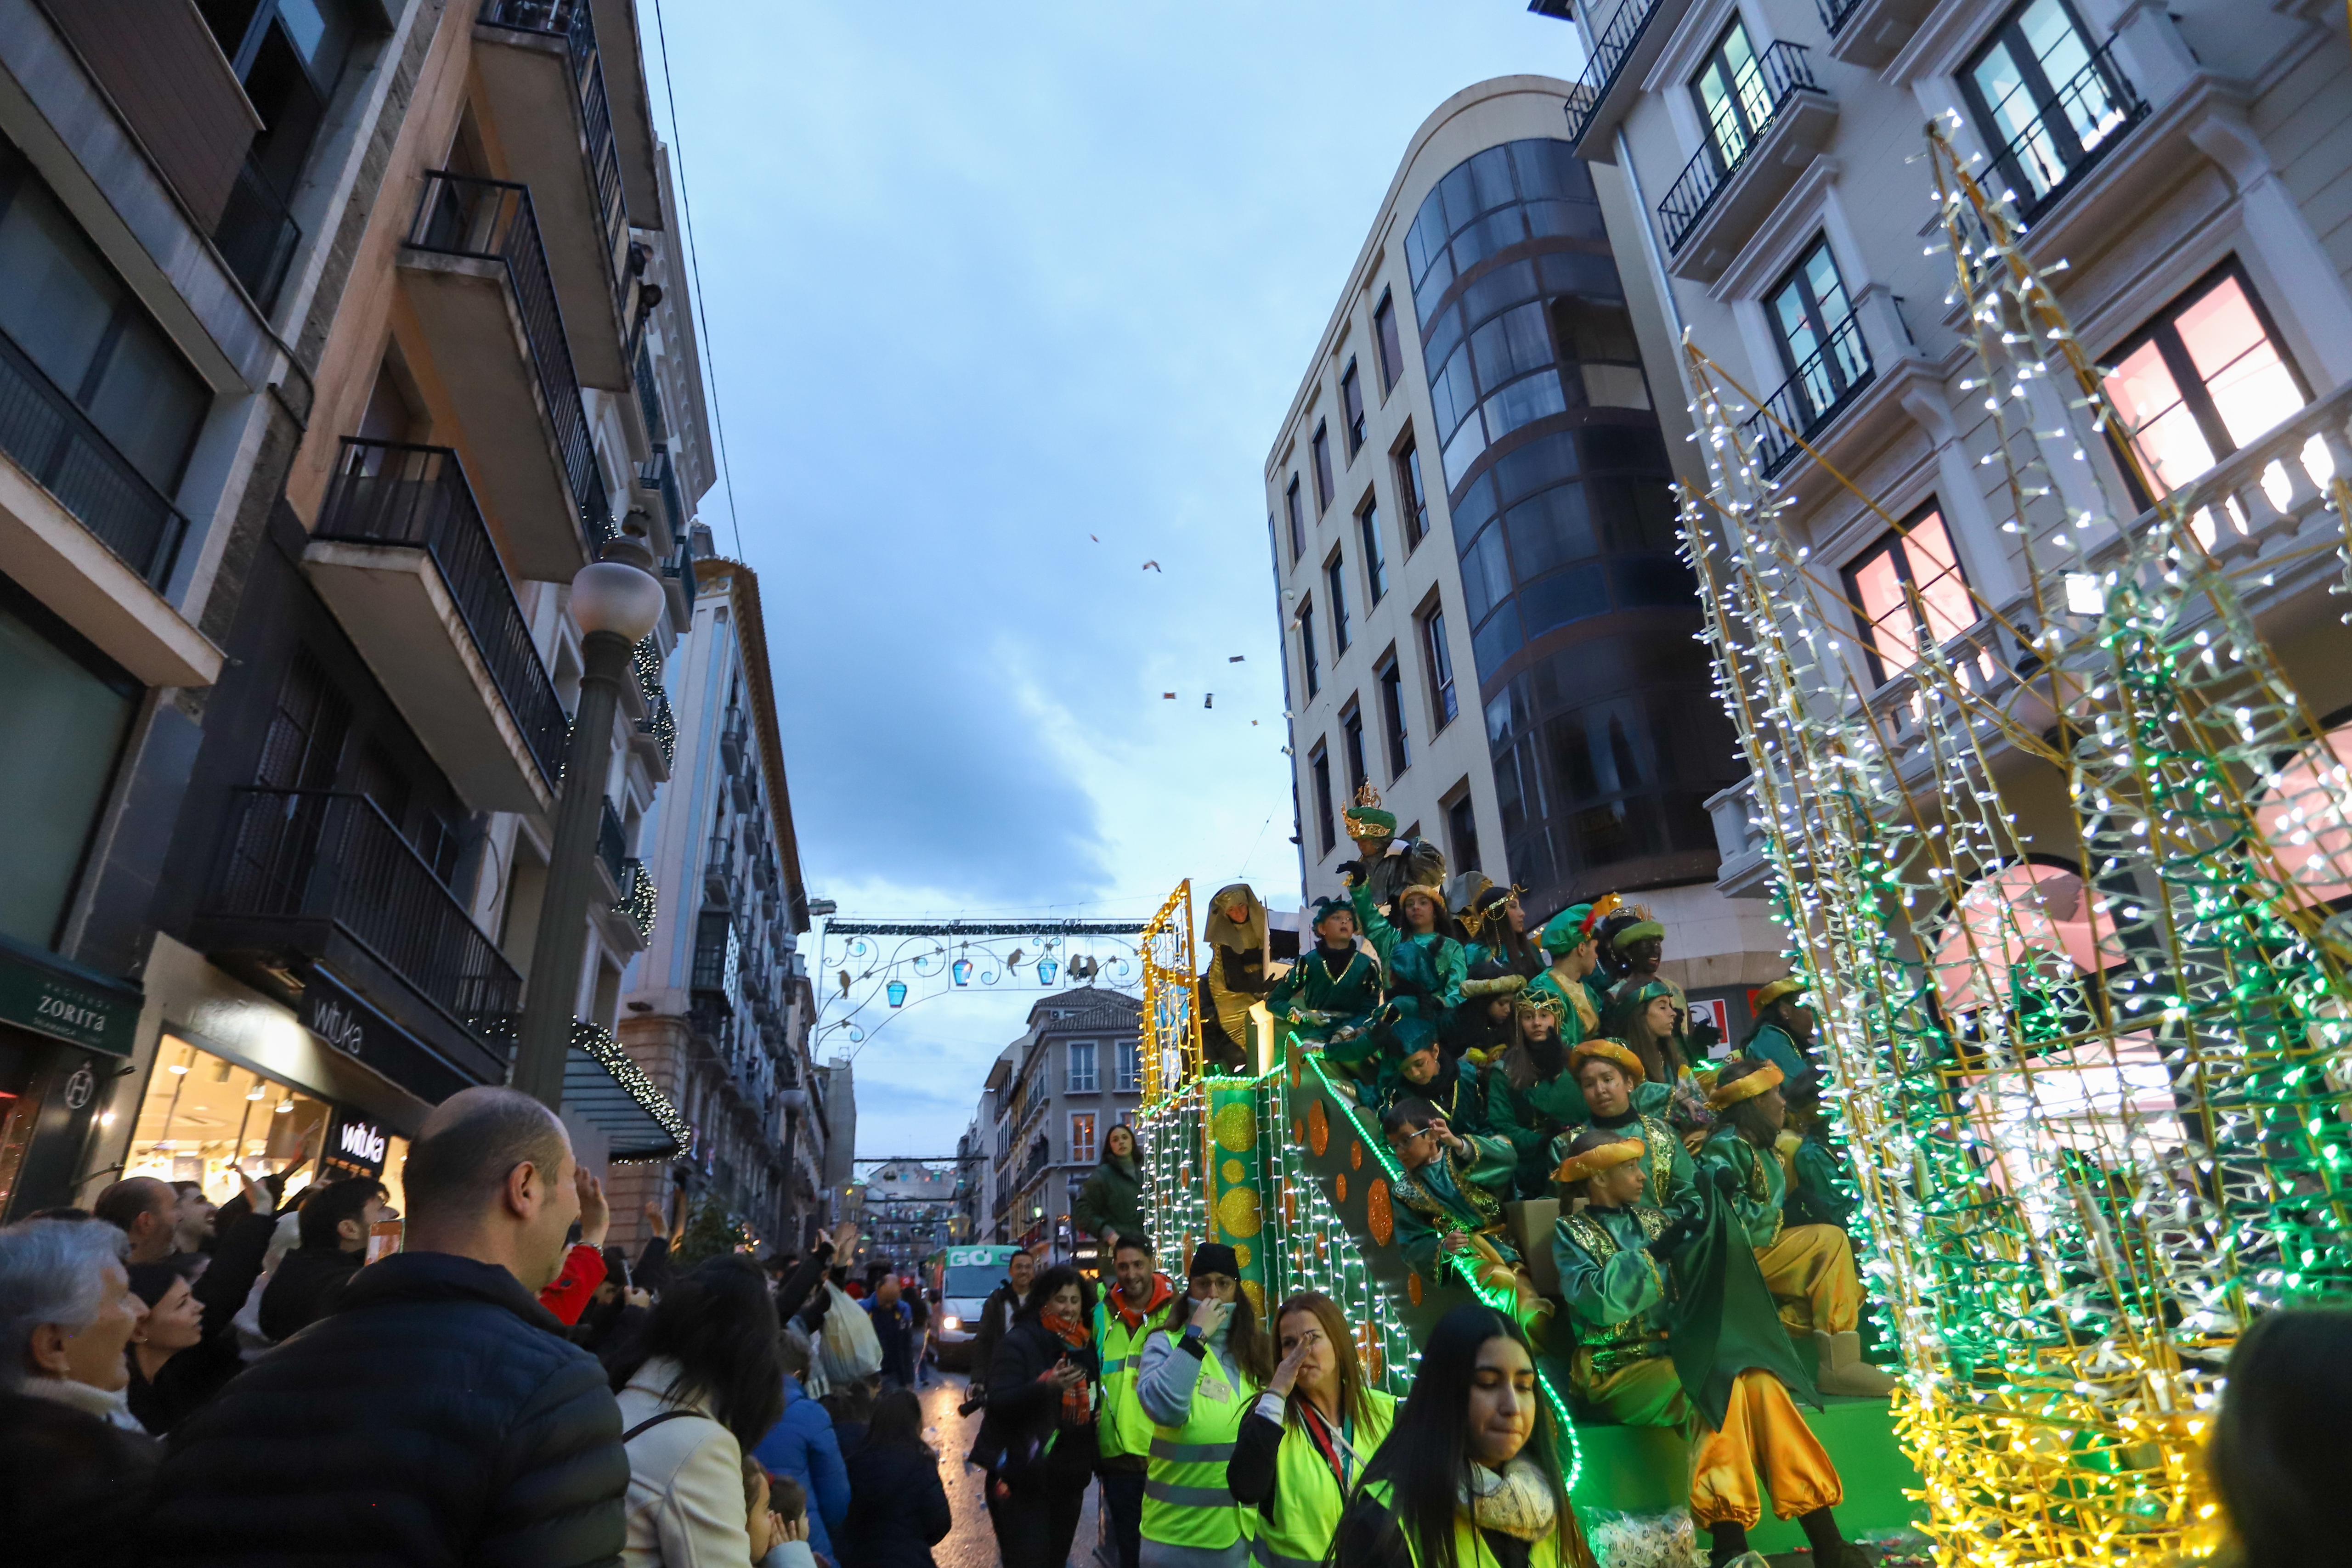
[1459,1457,1558,1542]
[1042,1313,1094,1426]
[20,1375,148,1435]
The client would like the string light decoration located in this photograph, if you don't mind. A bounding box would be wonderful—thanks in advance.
[1678,116,2352,1565]
[1141,880,1205,1103]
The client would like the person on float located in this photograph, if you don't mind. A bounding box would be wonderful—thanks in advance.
[1545,1041,1694,1211]
[1484,992,1589,1198]
[1227,1291,1396,1568]
[1600,981,1712,1136]
[1096,1232,1179,1568]
[1550,1129,1863,1568]
[1380,1099,1550,1337]
[1521,899,1613,1043]
[1739,979,1818,1088]
[1201,884,1273,1073]
[1776,1079,1857,1233]
[1267,898,1387,1077]
[1348,869,1467,1043]
[1457,883,1543,981]
[1696,1061,1892,1397]
[1368,1018,1485,1133]
[1442,961,1522,1072]
[1329,1304,1596,1568]
[1134,1243,1272,1568]
[1601,911,1683,1014]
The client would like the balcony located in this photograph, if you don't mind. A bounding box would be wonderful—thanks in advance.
[657,500,696,623]
[472,0,634,392]
[1982,40,2149,228]
[1560,0,1695,159]
[596,795,627,894]
[1817,0,1939,69]
[702,833,740,911]
[197,789,517,1083]
[305,440,565,813]
[615,857,656,945]
[0,328,187,591]
[630,636,675,778]
[399,171,613,582]
[1740,313,1874,479]
[1657,43,1838,282]
[212,153,301,314]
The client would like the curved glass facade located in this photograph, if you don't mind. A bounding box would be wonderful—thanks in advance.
[1407,138,1739,912]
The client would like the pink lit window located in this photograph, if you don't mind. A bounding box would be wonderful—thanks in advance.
[2103,264,2307,498]
[1843,506,1974,684]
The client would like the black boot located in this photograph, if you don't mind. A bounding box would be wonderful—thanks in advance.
[1799,1506,1861,1565]
[1707,1520,1750,1567]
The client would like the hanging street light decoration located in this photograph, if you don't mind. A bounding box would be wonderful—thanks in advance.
[812,917,1153,1054]
[950,957,973,987]
[886,980,908,1007]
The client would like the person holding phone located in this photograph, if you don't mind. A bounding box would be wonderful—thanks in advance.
[974,1264,1101,1568]
[1227,1292,1396,1568]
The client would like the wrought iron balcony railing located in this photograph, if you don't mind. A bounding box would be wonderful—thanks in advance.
[1984,39,2148,225]
[213,152,300,312]
[1657,41,1822,254]
[0,328,187,587]
[616,856,657,943]
[596,795,627,886]
[407,171,614,554]
[1815,0,1864,35]
[206,789,520,1038]
[477,0,629,288]
[660,515,697,614]
[1561,0,1667,147]
[318,439,569,785]
[1740,312,1875,478]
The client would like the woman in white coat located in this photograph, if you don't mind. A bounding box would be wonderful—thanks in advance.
[611,1256,787,1567]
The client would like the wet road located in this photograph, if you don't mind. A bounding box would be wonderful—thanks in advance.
[918,1370,1104,1568]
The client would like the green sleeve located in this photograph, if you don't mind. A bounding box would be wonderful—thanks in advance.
[1267,959,1304,1020]
[1485,1074,1545,1167]
[1630,1081,1673,1118]
[1448,1059,1489,1134]
[1792,1138,1857,1225]
[1698,1137,1782,1248]
[1072,1171,1107,1238]
[1459,1132,1517,1196]
[1745,1026,1807,1084]
[1393,1198,1442,1277]
[1431,939,1467,1014]
[1552,1222,1667,1331]
[1664,1129,1698,1206]
[1351,881,1400,970]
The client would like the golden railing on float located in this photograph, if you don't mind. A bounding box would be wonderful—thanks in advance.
[1138,877,1202,1107]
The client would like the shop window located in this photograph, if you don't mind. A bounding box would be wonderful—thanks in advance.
[1842,505,1975,685]
[2103,262,2309,499]
[126,1037,334,1204]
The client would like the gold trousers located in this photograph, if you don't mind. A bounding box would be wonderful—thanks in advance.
[1689,1370,1844,1529]
[1753,1223,1860,1337]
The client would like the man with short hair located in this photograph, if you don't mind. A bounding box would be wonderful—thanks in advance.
[168,1182,217,1259]
[256,1176,396,1342]
[91,1178,176,1265]
[1094,1232,1174,1568]
[968,1248,1035,1398]
[148,1086,629,1566]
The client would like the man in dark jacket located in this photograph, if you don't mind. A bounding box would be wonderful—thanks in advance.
[865,1274,917,1388]
[147,1087,628,1566]
[255,1173,394,1342]
[967,1248,1035,1399]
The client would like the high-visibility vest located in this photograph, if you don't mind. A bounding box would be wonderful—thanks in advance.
[1360,1480,1574,1568]
[1249,1389,1396,1568]
[1096,1293,1175,1462]
[1141,1334,1257,1549]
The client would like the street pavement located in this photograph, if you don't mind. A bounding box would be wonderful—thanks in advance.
[919,1369,1104,1568]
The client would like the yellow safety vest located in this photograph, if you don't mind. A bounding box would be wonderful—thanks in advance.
[1361,1480,1575,1568]
[1250,1389,1396,1568]
[1096,1292,1175,1462]
[1141,1335,1257,1549]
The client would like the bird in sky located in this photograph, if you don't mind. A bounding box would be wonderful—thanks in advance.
[1141,560,1162,572]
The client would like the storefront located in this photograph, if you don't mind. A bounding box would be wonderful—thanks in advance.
[0,933,143,1219]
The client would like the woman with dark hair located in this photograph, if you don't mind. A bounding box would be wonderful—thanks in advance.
[974,1264,1102,1568]
[611,1255,787,1567]
[1227,1292,1396,1568]
[841,1387,953,1568]
[1074,1123,1147,1255]
[1136,1245,1273,1568]
[1459,885,1541,981]
[2211,1307,2352,1568]
[1332,1304,1595,1568]
[1485,993,1588,1198]
[1351,872,1468,1038]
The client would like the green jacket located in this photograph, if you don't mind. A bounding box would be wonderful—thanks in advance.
[1741,1023,1809,1086]
[1389,1131,1517,1277]
[1521,971,1599,1043]
[1074,1154,1145,1245]
[1268,943,1387,1069]
[1548,1100,1691,1208]
[1368,1055,1486,1134]
[1552,1201,1676,1354]
[1783,1130,1856,1229]
[1696,1128,1787,1249]
[1352,884,1466,1024]
[1485,1053,1589,1196]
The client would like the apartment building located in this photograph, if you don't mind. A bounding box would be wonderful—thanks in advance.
[60,0,710,1218]
[983,988,1143,1265]
[1539,0,2352,900]
[1266,77,1786,1024]
[611,547,823,1251]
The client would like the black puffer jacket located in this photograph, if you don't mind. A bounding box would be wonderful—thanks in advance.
[147,1250,628,1568]
[840,1438,953,1568]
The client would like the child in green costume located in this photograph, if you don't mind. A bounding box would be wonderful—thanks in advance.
[1268,897,1388,1075]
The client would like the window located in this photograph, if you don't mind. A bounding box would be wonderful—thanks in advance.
[1396,439,1430,550]
[1843,504,1975,684]
[2103,262,2308,498]
[1299,600,1320,698]
[1114,1039,1142,1093]
[1962,0,2135,214]
[1765,239,1871,423]
[1312,422,1335,511]
[1358,500,1387,603]
[1423,605,1459,728]
[206,0,361,192]
[1377,651,1411,778]
[1447,794,1482,876]
[1374,290,1405,394]
[1341,701,1368,795]
[1069,1112,1097,1164]
[1326,553,1351,655]
[1549,297,1651,410]
[1310,742,1337,855]
[1285,476,1306,563]
[1066,1040,1098,1093]
[1342,361,1367,455]
[1693,19,1772,171]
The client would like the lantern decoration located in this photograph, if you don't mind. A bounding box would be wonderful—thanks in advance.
[885,980,908,1008]
[950,958,972,987]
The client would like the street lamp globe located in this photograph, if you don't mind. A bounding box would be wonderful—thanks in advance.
[570,558,666,641]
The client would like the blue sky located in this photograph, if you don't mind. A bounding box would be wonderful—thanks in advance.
[645,2,1580,1159]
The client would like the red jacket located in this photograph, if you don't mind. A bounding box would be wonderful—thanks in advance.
[537,1243,608,1325]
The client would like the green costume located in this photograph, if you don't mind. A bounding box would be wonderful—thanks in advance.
[1781,1129,1857,1230]
[1389,1130,1519,1278]
[1742,1022,1811,1087]
[1697,1126,1788,1250]
[1551,1202,1685,1424]
[1548,1102,1691,1208]
[1371,1053,1486,1133]
[1351,882,1466,1027]
[1486,1048,1591,1197]
[1520,969,1599,1039]
[1268,934,1387,1071]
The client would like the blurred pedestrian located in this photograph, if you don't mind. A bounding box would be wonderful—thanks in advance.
[977,1264,1100,1568]
[124,1164,279,1434]
[147,1086,628,1565]
[969,1249,1035,1401]
[752,1325,851,1562]
[865,1273,916,1388]
[255,1174,396,1341]
[91,1178,176,1266]
[2211,1306,2352,1568]
[841,1386,952,1568]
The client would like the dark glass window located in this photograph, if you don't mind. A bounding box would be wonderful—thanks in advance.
[1842,504,1975,686]
[1340,701,1368,794]
[1961,0,2135,212]
[1377,652,1410,778]
[1374,291,1404,393]
[204,0,360,199]
[1550,297,1651,410]
[1298,601,1320,699]
[2102,260,2309,498]
[1424,606,1458,729]
[1447,795,1481,877]
[1285,477,1306,562]
[1325,553,1350,654]
[1341,361,1366,455]
[1396,440,1429,550]
[1694,20,1772,171]
[1359,499,1387,604]
[1312,423,1335,512]
[1310,743,1336,855]
[1461,526,1512,627]
[1766,240,1869,410]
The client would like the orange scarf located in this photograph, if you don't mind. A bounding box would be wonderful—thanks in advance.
[1042,1313,1094,1425]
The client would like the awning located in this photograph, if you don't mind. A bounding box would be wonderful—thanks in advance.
[565,1021,690,1163]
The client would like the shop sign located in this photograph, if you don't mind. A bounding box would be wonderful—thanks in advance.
[300,966,469,1107]
[322,1108,390,1180]
[0,943,140,1058]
